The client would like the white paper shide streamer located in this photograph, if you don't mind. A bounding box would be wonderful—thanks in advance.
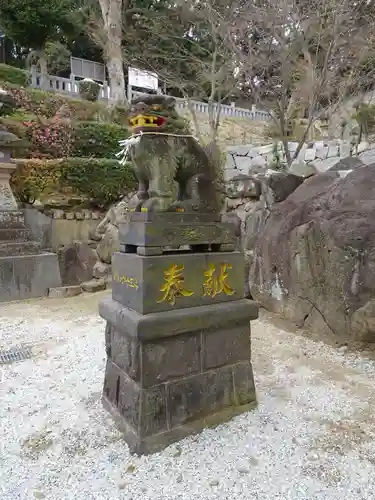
[115,131,198,165]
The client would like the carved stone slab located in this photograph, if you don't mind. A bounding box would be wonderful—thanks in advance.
[111,250,244,314]
[119,220,235,249]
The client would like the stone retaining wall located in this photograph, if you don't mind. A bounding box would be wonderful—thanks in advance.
[24,207,104,251]
[224,140,375,181]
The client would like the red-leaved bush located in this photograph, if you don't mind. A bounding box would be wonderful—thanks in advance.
[2,83,103,120]
[23,117,72,159]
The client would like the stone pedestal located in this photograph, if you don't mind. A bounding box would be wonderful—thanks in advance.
[100,212,258,455]
[0,162,17,210]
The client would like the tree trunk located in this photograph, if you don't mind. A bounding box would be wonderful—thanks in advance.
[37,48,48,90]
[99,0,127,106]
[186,98,202,139]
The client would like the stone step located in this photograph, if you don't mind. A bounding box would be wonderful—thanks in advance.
[0,241,41,257]
[0,210,26,229]
[0,228,31,241]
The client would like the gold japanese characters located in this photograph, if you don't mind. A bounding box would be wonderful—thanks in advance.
[113,273,139,289]
[158,262,235,305]
[157,264,194,306]
[202,263,235,298]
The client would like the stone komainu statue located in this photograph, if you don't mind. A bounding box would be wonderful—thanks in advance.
[125,94,221,213]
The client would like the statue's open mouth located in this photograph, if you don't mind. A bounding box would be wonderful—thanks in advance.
[129,114,167,128]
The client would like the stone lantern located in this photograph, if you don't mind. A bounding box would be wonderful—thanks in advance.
[0,88,22,210]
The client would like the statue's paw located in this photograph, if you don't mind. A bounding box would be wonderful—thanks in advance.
[169,201,185,212]
[142,197,172,212]
[141,197,161,212]
[170,200,198,213]
[127,195,144,212]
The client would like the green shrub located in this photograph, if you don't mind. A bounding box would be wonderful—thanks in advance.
[11,158,61,204]
[0,64,29,86]
[59,158,136,208]
[11,157,136,208]
[71,121,128,158]
[78,79,100,102]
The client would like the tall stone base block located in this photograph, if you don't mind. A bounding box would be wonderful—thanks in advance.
[99,295,258,455]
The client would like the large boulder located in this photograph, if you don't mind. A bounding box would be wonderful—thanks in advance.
[256,171,304,209]
[289,161,317,179]
[248,165,375,341]
[96,223,120,264]
[328,156,364,172]
[91,194,134,266]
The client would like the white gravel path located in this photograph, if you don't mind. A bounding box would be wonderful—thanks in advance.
[1,291,375,500]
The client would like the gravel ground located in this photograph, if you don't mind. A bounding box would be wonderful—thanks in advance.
[1,291,375,500]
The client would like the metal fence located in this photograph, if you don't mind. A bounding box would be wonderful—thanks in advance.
[30,66,271,122]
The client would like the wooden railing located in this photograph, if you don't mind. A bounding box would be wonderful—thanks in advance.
[30,66,271,122]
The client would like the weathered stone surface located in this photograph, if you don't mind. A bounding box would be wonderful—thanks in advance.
[111,251,245,314]
[0,240,41,257]
[312,157,340,172]
[128,212,220,223]
[0,210,25,229]
[243,201,269,298]
[96,223,120,264]
[232,361,256,405]
[359,148,375,165]
[167,366,234,428]
[202,324,251,370]
[48,285,82,298]
[0,253,61,302]
[225,174,259,199]
[224,140,371,181]
[248,165,375,341]
[0,207,62,302]
[93,260,111,279]
[101,291,258,454]
[91,195,134,265]
[119,220,235,249]
[99,295,258,341]
[357,141,369,154]
[289,161,317,178]
[142,332,201,387]
[81,278,106,293]
[221,212,242,249]
[328,156,364,172]
[103,359,169,438]
[257,172,304,209]
[0,227,31,241]
[351,299,375,342]
[0,163,17,210]
[103,390,256,455]
[57,241,97,286]
[103,359,141,431]
[109,325,141,380]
